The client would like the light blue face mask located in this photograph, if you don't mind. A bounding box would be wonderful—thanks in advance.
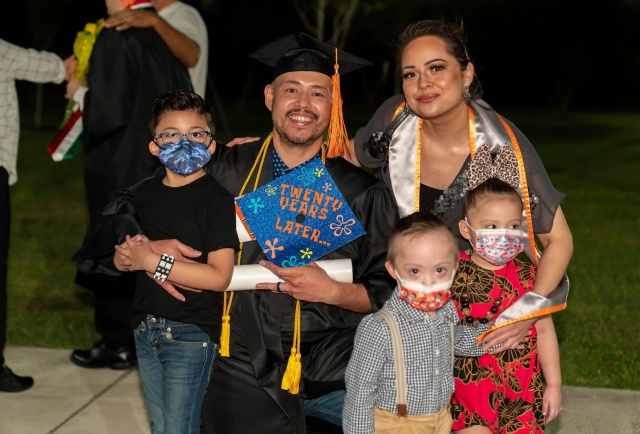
[157,138,211,175]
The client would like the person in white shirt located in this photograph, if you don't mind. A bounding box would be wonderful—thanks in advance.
[103,0,209,97]
[0,39,73,392]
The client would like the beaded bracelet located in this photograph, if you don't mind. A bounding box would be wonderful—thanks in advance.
[153,254,175,282]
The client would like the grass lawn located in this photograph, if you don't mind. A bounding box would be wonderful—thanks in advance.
[6,91,640,390]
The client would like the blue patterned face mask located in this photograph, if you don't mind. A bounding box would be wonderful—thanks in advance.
[157,139,211,175]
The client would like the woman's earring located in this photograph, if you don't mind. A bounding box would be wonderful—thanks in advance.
[462,86,472,104]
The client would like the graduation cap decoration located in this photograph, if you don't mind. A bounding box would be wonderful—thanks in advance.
[235,156,365,268]
[250,33,372,158]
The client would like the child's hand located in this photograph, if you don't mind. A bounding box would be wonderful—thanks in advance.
[542,384,562,423]
[123,234,154,272]
[114,234,144,271]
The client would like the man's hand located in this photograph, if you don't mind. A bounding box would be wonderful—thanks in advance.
[103,9,160,31]
[255,260,340,305]
[63,55,77,81]
[482,318,536,354]
[149,239,202,262]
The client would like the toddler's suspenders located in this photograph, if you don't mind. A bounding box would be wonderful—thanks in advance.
[378,308,408,417]
[378,308,456,418]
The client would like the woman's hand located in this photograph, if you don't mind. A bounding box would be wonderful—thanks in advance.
[482,318,536,353]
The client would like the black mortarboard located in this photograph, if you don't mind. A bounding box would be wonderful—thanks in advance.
[250,33,371,158]
[249,32,371,79]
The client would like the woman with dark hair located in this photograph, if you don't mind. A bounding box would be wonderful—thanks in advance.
[346,18,572,353]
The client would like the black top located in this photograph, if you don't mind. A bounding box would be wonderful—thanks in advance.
[130,174,239,339]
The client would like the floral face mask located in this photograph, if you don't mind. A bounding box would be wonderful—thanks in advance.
[465,220,524,266]
[396,271,455,312]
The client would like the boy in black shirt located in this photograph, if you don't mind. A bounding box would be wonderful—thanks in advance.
[115,90,238,433]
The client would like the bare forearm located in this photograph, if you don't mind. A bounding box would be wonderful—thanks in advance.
[153,18,199,67]
[143,254,231,291]
[331,281,373,313]
[536,316,562,387]
[534,208,573,297]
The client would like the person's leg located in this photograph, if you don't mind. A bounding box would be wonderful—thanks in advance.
[0,167,8,366]
[71,273,136,369]
[0,167,33,393]
[303,389,346,427]
[134,317,165,434]
[157,318,216,434]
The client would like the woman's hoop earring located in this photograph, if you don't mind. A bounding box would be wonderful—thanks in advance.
[462,86,472,104]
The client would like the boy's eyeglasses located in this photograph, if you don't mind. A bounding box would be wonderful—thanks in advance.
[153,131,212,145]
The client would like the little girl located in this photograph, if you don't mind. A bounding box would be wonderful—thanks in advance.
[451,176,563,433]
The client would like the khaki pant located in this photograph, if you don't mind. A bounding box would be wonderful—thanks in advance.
[374,406,452,434]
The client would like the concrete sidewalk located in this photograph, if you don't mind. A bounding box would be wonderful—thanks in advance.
[0,346,638,434]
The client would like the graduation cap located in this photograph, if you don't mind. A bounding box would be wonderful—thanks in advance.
[250,33,372,158]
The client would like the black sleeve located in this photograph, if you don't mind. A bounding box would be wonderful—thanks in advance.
[350,181,398,311]
[508,120,565,233]
[71,169,164,275]
[204,189,240,254]
[353,94,405,168]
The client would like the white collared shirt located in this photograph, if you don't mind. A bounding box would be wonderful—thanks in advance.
[0,39,65,185]
[157,1,208,97]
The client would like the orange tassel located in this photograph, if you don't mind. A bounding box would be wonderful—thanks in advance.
[326,48,350,159]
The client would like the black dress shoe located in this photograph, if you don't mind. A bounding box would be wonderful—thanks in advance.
[71,341,137,370]
[0,365,34,392]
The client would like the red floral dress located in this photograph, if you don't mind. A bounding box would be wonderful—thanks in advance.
[450,252,545,434]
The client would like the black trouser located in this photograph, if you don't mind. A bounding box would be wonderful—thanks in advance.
[0,167,10,365]
[74,271,136,351]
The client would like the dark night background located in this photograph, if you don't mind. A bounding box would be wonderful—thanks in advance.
[2,0,638,138]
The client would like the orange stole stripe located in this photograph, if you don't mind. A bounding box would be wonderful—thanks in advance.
[467,106,477,158]
[497,115,539,266]
[234,202,255,241]
[476,302,567,345]
[414,119,423,212]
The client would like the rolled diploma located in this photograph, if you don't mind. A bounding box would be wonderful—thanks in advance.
[226,259,353,291]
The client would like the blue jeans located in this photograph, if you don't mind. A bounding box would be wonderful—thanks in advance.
[134,315,216,434]
[304,389,346,427]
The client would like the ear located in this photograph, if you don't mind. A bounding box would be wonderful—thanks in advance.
[149,140,159,156]
[458,219,472,241]
[208,140,216,155]
[464,62,475,88]
[385,260,397,280]
[264,84,274,111]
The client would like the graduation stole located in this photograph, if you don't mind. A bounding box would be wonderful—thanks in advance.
[48,19,103,161]
[220,135,327,395]
[385,100,569,339]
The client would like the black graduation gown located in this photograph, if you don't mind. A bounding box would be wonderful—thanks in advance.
[80,24,192,252]
[199,141,398,434]
[73,20,192,347]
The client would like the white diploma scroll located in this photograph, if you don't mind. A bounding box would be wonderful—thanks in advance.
[226,259,353,291]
